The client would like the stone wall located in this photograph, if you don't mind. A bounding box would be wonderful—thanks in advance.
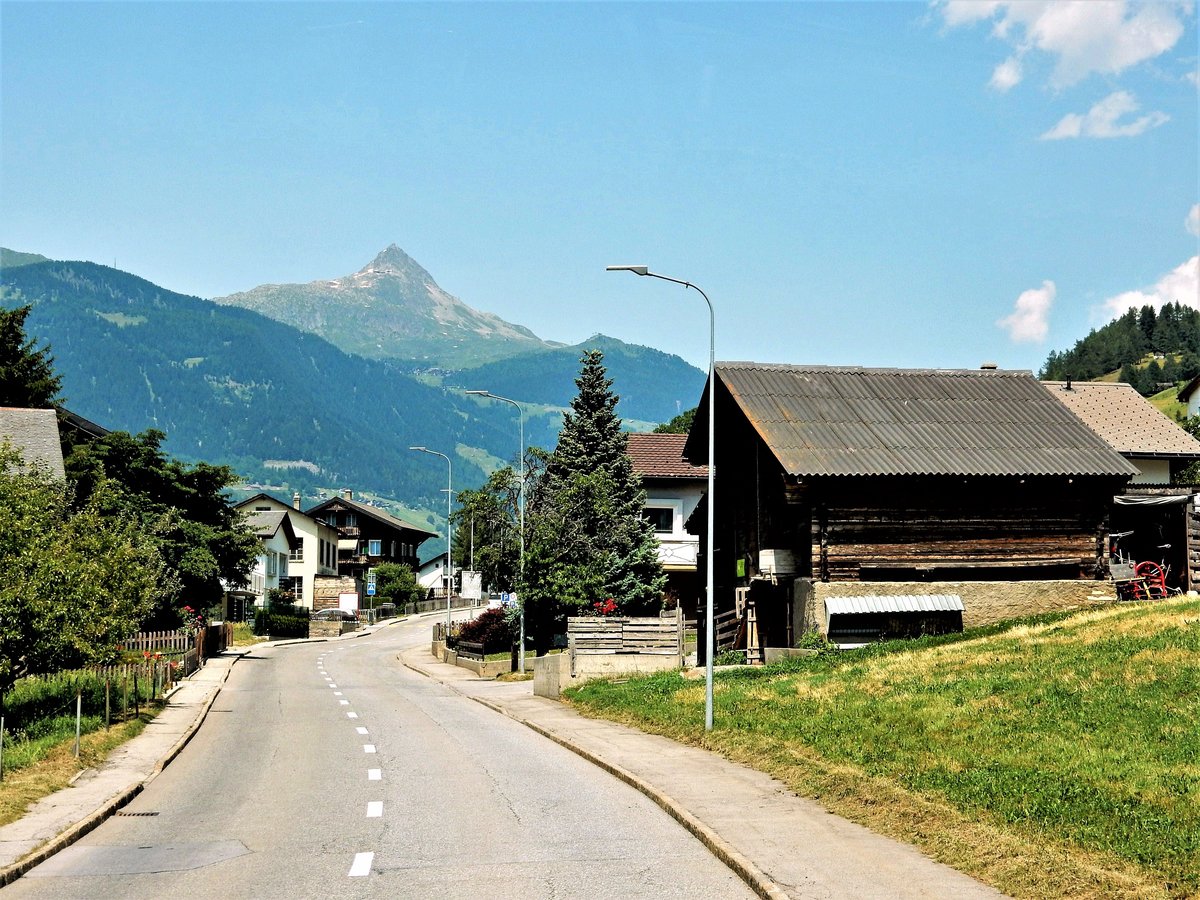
[795,578,1116,634]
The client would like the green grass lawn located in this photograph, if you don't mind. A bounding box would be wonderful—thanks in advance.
[567,599,1200,899]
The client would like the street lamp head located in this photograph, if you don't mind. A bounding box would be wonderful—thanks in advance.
[605,265,649,276]
[409,446,427,452]
[464,389,490,397]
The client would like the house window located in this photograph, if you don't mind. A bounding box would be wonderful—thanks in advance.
[644,507,674,534]
[290,539,304,562]
[267,553,279,577]
[344,513,357,527]
[368,539,382,556]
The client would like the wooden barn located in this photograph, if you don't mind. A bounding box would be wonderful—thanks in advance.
[683,364,1138,650]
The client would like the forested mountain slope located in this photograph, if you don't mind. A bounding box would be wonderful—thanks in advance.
[1040,303,1200,395]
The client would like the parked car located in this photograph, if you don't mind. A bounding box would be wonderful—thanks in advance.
[313,608,358,622]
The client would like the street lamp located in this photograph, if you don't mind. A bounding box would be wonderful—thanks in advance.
[465,390,527,674]
[606,265,717,732]
[410,446,453,632]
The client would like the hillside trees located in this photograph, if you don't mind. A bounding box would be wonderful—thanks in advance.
[1041,302,1200,394]
[0,447,171,705]
[521,350,665,653]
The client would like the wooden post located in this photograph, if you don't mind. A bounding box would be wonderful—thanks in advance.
[105,675,111,730]
[1,716,5,782]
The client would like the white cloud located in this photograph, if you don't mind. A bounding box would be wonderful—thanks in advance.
[935,0,1190,88]
[1188,204,1200,237]
[990,56,1024,91]
[998,280,1055,342]
[1040,90,1169,139]
[1100,256,1200,318]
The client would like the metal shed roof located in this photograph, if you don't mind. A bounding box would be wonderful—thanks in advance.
[1041,380,1200,458]
[825,594,965,616]
[688,363,1139,479]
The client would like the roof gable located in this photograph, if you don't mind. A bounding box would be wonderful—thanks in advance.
[307,494,438,539]
[692,363,1138,479]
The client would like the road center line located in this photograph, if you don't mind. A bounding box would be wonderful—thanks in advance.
[347,711,358,719]
[348,851,373,877]
[363,744,376,753]
[356,727,369,735]
[366,801,383,818]
[368,769,381,781]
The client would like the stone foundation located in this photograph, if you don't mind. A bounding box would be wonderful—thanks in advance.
[795,578,1116,634]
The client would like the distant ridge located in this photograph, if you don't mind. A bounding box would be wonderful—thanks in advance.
[212,245,555,368]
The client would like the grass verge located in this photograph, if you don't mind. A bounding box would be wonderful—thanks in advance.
[0,710,156,828]
[566,599,1200,899]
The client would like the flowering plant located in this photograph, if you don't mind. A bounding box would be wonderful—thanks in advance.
[592,598,618,616]
[179,604,206,636]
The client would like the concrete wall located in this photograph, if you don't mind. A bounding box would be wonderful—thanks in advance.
[534,651,680,698]
[795,578,1116,634]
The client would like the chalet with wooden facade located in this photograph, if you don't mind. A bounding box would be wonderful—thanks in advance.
[307,490,437,581]
[683,364,1138,648]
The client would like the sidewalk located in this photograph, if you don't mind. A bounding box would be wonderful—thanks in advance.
[402,648,1007,900]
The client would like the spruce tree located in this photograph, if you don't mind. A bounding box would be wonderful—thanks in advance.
[0,305,62,408]
[522,350,666,652]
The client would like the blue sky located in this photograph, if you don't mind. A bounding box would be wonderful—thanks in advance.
[2,1,1197,375]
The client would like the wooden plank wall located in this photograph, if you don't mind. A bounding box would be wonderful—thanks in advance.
[567,616,681,656]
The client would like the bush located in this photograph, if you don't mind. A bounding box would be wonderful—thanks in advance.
[2,669,156,740]
[254,606,308,638]
[456,608,516,652]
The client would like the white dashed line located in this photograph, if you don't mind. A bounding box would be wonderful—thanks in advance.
[348,852,373,877]
[339,700,350,705]
[363,744,377,753]
[335,691,343,696]
[356,727,369,735]
[368,769,382,781]
[347,711,358,719]
[366,801,383,818]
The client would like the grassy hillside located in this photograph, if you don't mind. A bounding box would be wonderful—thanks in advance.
[569,600,1200,898]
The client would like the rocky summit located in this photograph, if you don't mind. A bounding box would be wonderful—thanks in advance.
[212,245,552,369]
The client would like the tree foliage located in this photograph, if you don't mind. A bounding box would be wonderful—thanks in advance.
[0,305,62,408]
[0,447,172,705]
[522,350,665,652]
[653,407,696,434]
[452,465,523,593]
[372,562,424,606]
[1041,303,1200,395]
[63,429,259,627]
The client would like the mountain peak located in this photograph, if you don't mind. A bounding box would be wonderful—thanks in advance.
[360,244,432,281]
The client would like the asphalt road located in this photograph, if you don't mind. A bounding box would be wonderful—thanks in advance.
[6,617,754,899]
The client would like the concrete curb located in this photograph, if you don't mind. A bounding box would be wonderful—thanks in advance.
[402,655,788,900]
[0,653,242,887]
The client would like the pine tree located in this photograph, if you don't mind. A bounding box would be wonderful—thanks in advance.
[0,305,62,408]
[522,350,666,652]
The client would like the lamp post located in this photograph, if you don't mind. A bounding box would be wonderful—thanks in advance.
[606,265,716,732]
[410,446,453,632]
[465,390,526,674]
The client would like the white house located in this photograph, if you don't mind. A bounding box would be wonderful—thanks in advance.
[239,508,299,610]
[236,493,340,610]
[626,433,708,617]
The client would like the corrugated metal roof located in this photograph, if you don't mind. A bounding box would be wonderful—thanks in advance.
[690,363,1138,478]
[1042,381,1200,458]
[825,594,965,615]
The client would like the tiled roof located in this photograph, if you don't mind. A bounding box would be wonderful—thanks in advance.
[0,407,65,480]
[626,433,709,478]
[1042,381,1200,458]
[687,363,1138,479]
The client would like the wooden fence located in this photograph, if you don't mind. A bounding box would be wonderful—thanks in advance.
[567,613,683,658]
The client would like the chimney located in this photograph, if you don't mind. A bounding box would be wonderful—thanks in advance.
[293,492,302,510]
[980,362,998,370]
[342,489,353,501]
